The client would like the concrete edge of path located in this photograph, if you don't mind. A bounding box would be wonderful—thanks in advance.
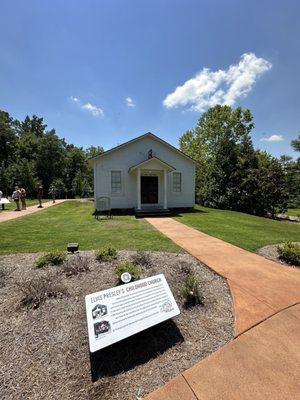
[144,303,300,400]
[0,200,66,223]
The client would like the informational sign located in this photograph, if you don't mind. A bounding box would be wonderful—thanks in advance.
[85,274,180,353]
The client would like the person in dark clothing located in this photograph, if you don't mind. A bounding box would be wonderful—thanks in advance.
[20,188,27,210]
[37,185,43,208]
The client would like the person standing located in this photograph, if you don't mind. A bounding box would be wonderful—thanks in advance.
[37,184,43,208]
[49,184,57,203]
[12,186,21,211]
[20,188,27,210]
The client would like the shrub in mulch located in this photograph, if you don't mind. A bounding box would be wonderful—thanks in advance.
[18,276,67,309]
[61,254,90,277]
[181,273,204,307]
[131,251,152,268]
[114,262,141,283]
[36,251,66,268]
[277,242,300,266]
[95,246,117,262]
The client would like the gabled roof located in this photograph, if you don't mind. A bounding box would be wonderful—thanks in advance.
[128,156,176,173]
[88,132,196,164]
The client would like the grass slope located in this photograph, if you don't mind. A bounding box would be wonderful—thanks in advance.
[174,205,300,252]
[0,201,179,255]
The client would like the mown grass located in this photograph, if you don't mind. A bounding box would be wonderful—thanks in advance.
[173,205,300,252]
[0,201,179,255]
[286,208,300,217]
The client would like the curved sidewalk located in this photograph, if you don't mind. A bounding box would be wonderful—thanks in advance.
[145,304,300,400]
[0,200,65,223]
[145,217,300,336]
[144,217,300,400]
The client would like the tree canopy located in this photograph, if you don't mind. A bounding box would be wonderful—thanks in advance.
[179,105,294,216]
[0,110,99,198]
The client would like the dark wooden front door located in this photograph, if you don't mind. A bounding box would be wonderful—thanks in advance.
[141,176,158,204]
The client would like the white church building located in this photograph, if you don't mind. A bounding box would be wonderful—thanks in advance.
[89,132,196,213]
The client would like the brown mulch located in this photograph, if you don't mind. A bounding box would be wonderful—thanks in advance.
[0,251,234,400]
[256,242,300,268]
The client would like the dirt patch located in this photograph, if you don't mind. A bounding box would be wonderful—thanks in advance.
[257,242,300,268]
[0,251,234,400]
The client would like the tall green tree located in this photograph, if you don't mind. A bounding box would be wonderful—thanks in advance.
[35,130,67,192]
[255,151,288,216]
[0,111,17,168]
[180,104,287,216]
[180,105,255,209]
[279,136,300,207]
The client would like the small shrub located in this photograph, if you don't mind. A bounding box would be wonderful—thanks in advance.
[95,246,117,262]
[115,262,141,283]
[36,251,66,268]
[181,273,204,307]
[132,251,151,268]
[277,242,300,266]
[180,261,193,275]
[18,277,67,309]
[62,254,90,277]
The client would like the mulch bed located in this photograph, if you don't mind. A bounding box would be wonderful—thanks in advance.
[256,242,300,268]
[0,251,234,400]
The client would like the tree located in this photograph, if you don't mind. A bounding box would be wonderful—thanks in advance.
[6,159,39,195]
[0,162,10,196]
[50,178,67,198]
[35,130,67,193]
[279,141,300,208]
[180,104,287,216]
[255,151,288,216]
[71,170,92,198]
[0,109,99,198]
[17,115,47,137]
[0,111,17,167]
[291,135,300,152]
[180,105,255,209]
[85,145,104,159]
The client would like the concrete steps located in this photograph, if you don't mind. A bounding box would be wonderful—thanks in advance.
[135,208,171,218]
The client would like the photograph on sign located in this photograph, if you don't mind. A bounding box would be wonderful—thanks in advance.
[85,274,180,353]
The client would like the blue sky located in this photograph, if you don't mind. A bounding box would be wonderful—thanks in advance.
[1,0,299,157]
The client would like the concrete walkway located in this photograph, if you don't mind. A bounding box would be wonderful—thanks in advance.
[0,200,65,223]
[145,304,300,400]
[144,217,300,400]
[145,217,300,335]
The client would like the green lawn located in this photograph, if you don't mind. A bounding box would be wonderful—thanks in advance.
[286,208,300,217]
[173,205,300,252]
[0,201,179,255]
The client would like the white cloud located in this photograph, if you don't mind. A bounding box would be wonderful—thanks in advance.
[126,97,135,107]
[70,96,104,117]
[70,95,80,103]
[163,53,272,112]
[82,102,104,117]
[260,134,284,142]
